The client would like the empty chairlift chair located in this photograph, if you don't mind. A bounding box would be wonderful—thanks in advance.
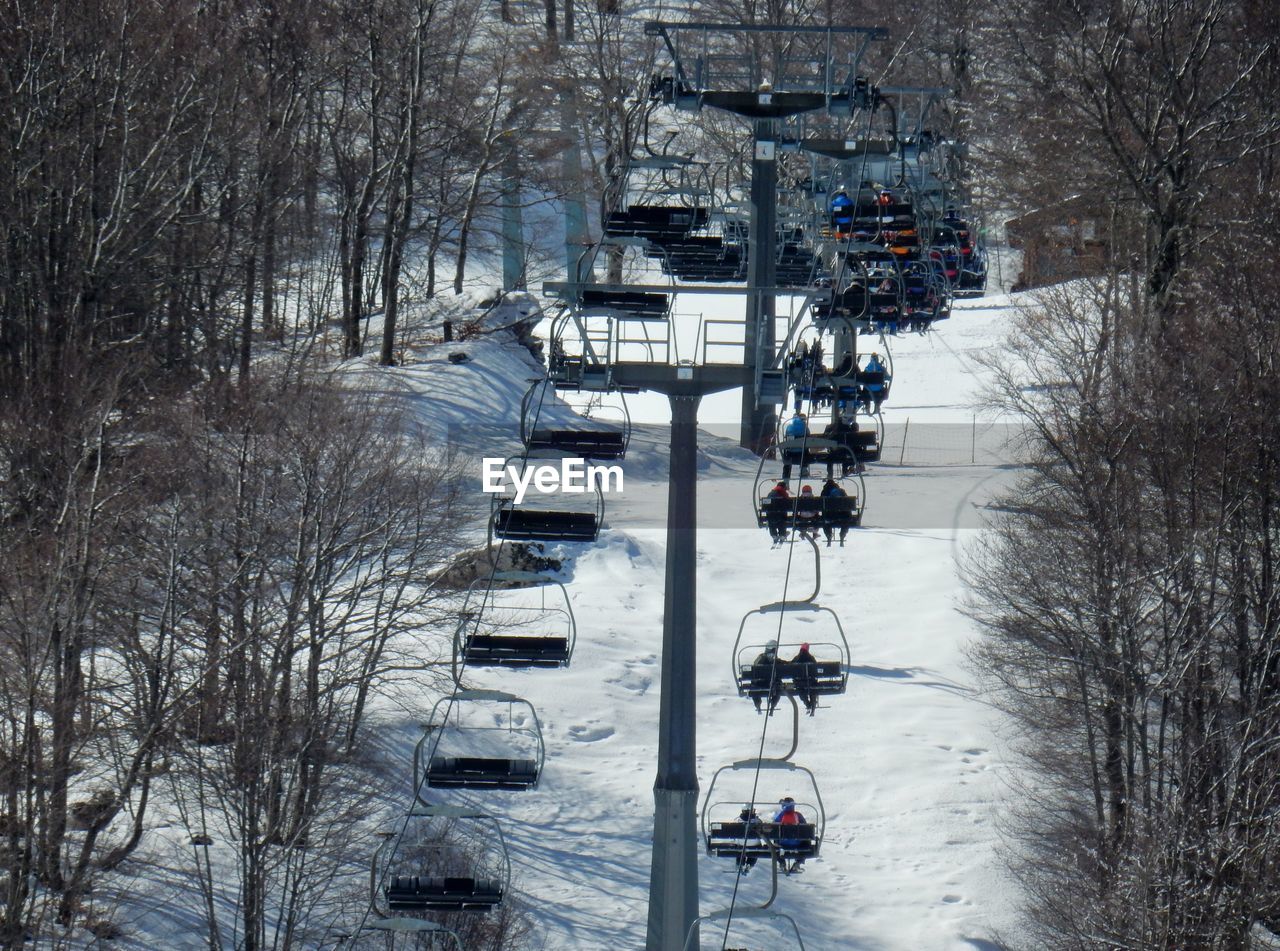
[681,908,809,951]
[520,380,631,461]
[453,570,576,672]
[488,451,605,546]
[579,288,671,320]
[372,805,510,918]
[604,203,708,243]
[415,690,545,791]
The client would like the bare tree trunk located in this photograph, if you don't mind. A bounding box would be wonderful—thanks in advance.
[454,74,506,294]
[381,0,433,365]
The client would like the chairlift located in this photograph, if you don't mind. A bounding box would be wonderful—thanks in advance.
[579,288,672,320]
[415,690,545,791]
[355,917,464,949]
[789,370,888,448]
[861,265,904,334]
[730,601,851,710]
[370,804,510,917]
[656,234,746,283]
[520,380,631,460]
[488,451,604,546]
[754,442,868,538]
[900,258,945,331]
[949,213,987,296]
[453,570,576,672]
[701,758,826,871]
[814,254,899,329]
[852,348,892,415]
[928,224,962,286]
[957,249,988,296]
[604,157,711,244]
[681,907,807,951]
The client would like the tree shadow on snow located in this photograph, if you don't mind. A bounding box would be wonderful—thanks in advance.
[845,664,973,695]
[962,937,1011,951]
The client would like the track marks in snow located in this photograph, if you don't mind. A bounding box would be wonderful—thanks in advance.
[567,724,615,743]
[605,653,657,696]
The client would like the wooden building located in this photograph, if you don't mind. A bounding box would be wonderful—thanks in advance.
[1005,197,1109,290]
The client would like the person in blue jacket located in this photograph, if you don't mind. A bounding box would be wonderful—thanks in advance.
[829,189,854,235]
[863,353,888,413]
[781,412,809,479]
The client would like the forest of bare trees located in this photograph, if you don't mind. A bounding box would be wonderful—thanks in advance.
[0,0,590,944]
[966,1,1280,948]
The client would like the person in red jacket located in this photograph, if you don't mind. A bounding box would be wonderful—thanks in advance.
[772,797,809,873]
[764,481,790,545]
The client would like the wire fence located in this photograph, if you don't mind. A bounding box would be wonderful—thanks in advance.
[878,418,1025,467]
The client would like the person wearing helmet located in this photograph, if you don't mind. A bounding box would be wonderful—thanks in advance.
[795,484,821,540]
[829,188,854,236]
[782,411,810,479]
[863,352,888,413]
[791,642,819,715]
[765,480,791,545]
[750,640,782,714]
[772,797,810,873]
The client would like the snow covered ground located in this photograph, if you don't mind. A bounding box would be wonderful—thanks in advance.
[355,278,1029,949]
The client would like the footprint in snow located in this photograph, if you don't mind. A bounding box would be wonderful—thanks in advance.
[606,668,652,695]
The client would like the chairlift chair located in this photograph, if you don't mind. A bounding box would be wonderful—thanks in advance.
[545,308,610,391]
[730,600,852,708]
[604,156,710,244]
[371,805,510,918]
[754,442,868,530]
[520,380,631,461]
[579,288,672,319]
[681,907,807,951]
[416,690,545,791]
[798,350,886,416]
[453,570,576,672]
[488,450,605,546]
[701,758,826,868]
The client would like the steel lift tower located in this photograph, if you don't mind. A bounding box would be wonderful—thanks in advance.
[646,21,886,455]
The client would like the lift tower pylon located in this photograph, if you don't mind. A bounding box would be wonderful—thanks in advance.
[744,118,778,453]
